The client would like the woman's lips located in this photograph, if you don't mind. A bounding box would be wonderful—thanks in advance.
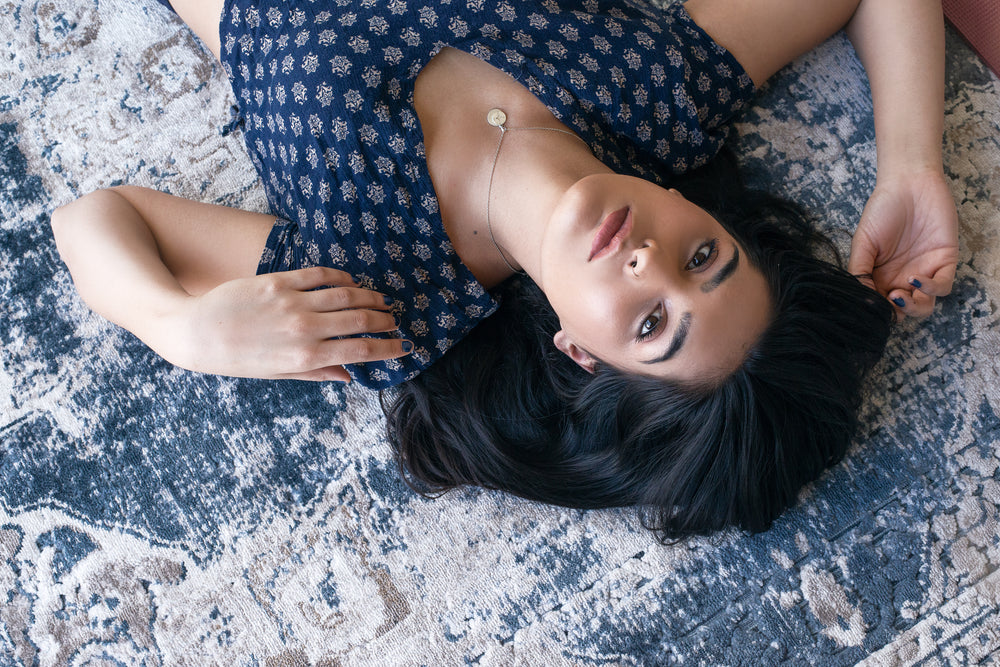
[589,207,632,261]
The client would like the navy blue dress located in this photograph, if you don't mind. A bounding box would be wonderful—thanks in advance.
[219,0,755,388]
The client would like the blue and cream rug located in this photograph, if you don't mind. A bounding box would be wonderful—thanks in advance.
[2,1,1000,664]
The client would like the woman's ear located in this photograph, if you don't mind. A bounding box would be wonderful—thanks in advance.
[553,330,597,373]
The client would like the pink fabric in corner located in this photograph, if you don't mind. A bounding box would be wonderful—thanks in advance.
[942,0,1000,76]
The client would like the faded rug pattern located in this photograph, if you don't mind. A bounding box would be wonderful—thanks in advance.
[2,1,1000,664]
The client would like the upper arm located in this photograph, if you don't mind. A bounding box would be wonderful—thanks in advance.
[107,186,275,295]
[683,0,862,87]
[162,0,226,62]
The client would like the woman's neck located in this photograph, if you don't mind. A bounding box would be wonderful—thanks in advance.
[483,129,604,280]
[414,47,609,288]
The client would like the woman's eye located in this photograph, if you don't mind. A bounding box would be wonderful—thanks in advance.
[637,307,662,341]
[686,239,718,271]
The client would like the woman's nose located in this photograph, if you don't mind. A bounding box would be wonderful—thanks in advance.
[629,242,655,277]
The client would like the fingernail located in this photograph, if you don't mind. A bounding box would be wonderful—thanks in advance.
[393,315,400,328]
[383,295,393,306]
[909,278,922,289]
[892,297,905,307]
[402,340,413,353]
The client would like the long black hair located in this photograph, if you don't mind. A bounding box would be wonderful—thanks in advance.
[382,151,893,540]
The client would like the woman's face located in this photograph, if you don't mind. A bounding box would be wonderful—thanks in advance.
[538,174,772,384]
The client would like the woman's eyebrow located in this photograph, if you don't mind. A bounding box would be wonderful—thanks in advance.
[642,312,691,365]
[641,247,739,365]
[701,246,740,293]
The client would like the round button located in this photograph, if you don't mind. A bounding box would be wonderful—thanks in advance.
[486,108,507,127]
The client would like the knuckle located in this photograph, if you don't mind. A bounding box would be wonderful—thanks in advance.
[272,292,295,310]
[328,267,351,282]
[351,309,374,331]
[289,346,318,370]
[330,287,353,308]
[347,339,375,359]
[285,313,311,337]
[261,276,285,298]
[304,266,327,282]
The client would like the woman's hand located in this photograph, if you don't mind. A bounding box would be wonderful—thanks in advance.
[840,0,953,319]
[52,189,410,382]
[848,169,959,319]
[177,266,409,382]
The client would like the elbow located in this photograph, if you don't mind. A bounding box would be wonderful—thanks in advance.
[49,195,95,307]
[51,189,97,237]
[50,189,120,255]
[49,199,73,248]
[50,197,83,266]
[49,189,125,305]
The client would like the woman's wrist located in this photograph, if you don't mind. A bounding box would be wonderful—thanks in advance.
[846,0,945,189]
[872,115,944,184]
[874,153,945,186]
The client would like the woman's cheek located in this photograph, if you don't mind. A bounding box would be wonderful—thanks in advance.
[563,285,629,346]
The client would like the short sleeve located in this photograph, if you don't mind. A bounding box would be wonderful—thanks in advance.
[522,1,756,178]
[622,2,756,173]
[256,218,307,275]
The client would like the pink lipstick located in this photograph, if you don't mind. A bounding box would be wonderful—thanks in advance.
[589,208,632,261]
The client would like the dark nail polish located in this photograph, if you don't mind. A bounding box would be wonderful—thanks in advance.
[892,297,905,307]
[383,295,393,306]
[402,340,413,353]
[393,315,400,328]
[909,278,922,289]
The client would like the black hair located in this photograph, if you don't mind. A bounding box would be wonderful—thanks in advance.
[382,151,893,540]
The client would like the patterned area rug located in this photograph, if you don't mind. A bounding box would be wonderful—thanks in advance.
[3,1,1000,664]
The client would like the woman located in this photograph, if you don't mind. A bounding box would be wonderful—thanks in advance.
[51,0,958,536]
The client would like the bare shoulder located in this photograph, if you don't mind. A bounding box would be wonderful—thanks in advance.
[682,0,861,87]
[164,0,227,61]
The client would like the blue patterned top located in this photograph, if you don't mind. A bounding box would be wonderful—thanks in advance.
[219,0,755,388]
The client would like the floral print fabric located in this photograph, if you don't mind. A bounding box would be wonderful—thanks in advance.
[221,0,755,387]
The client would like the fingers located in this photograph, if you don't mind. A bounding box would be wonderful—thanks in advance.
[276,265,360,290]
[277,334,412,380]
[273,267,397,314]
[894,263,957,319]
[277,365,354,383]
[315,307,399,336]
[848,238,882,293]
[307,284,394,313]
[258,267,417,375]
[847,228,878,278]
[907,264,956,299]
[888,287,936,319]
[847,250,875,282]
[853,272,877,291]
[316,336,414,366]
[295,308,410,371]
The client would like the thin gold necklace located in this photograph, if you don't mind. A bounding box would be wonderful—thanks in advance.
[484,107,589,274]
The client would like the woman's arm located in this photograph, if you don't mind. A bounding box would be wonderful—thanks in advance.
[844,0,958,318]
[51,187,410,381]
[686,0,958,319]
[684,0,863,88]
